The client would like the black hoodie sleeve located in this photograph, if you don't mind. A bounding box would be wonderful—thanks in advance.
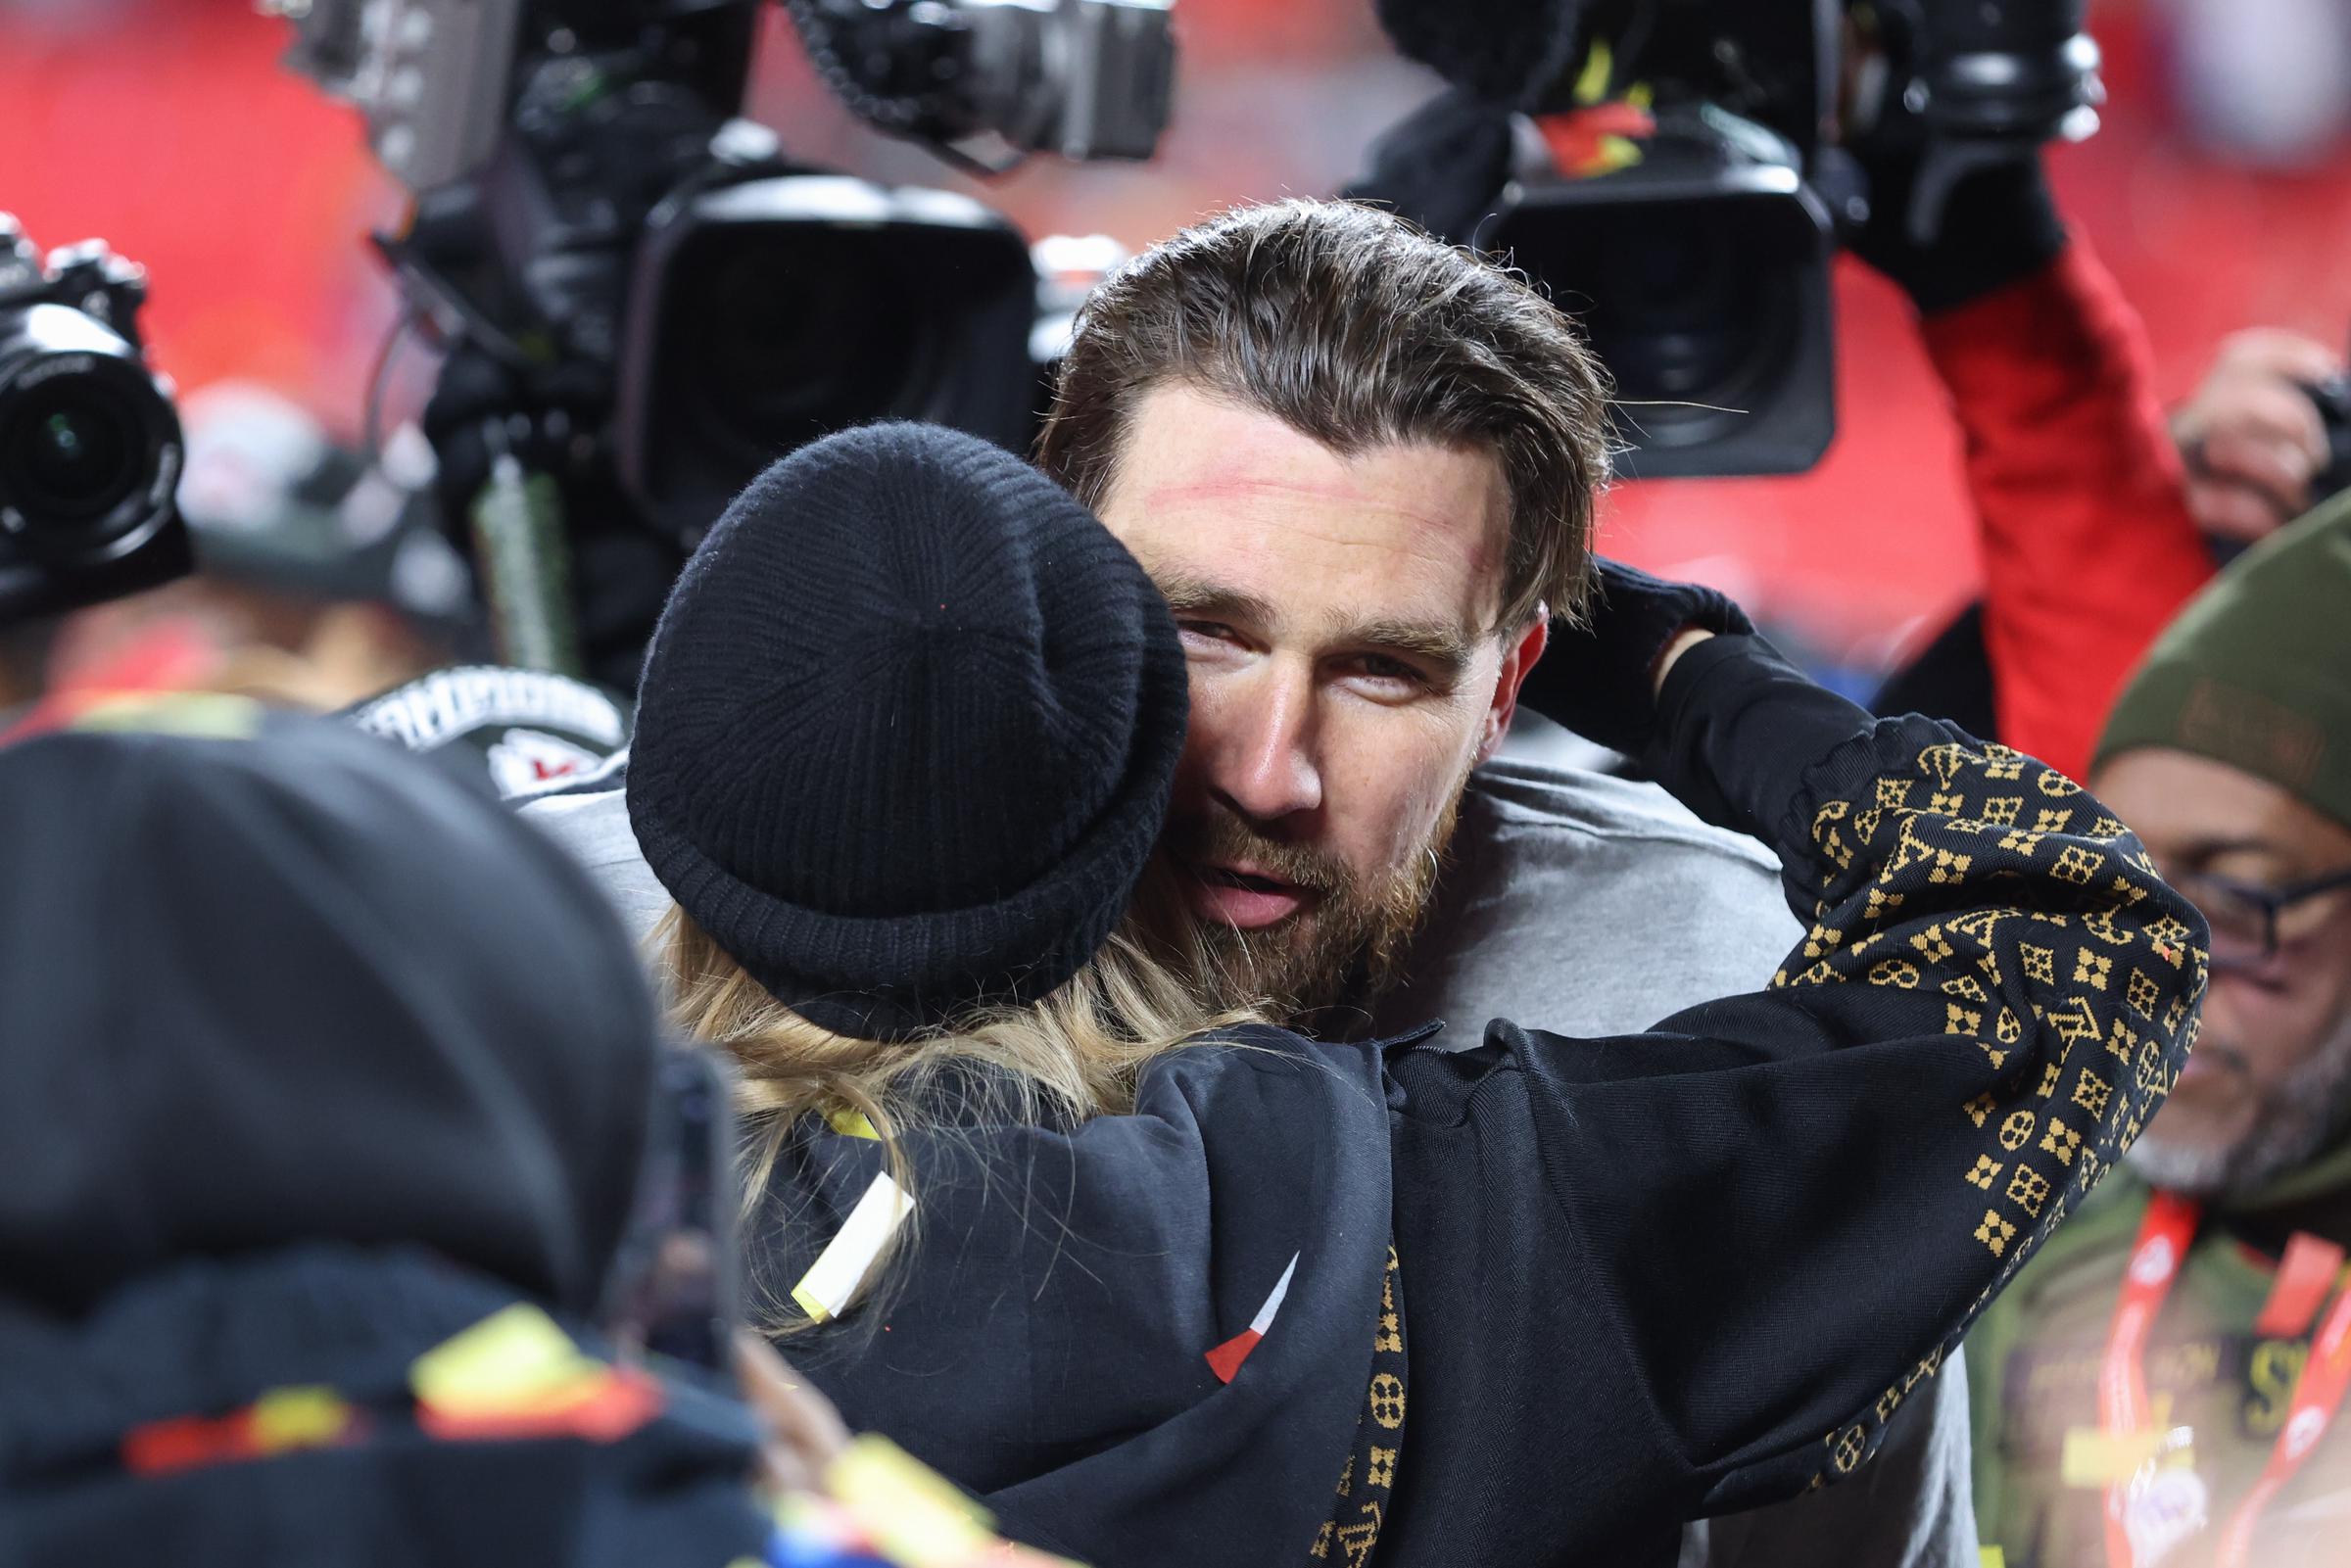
[1374,637,2208,1556]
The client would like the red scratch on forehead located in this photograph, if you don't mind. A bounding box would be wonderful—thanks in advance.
[1143,483,1506,599]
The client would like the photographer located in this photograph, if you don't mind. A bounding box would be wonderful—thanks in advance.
[1871,175,2346,777]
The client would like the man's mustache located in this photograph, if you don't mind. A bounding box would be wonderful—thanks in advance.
[1160,809,1356,903]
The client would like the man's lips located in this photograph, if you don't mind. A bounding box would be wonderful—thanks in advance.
[1180,860,1314,928]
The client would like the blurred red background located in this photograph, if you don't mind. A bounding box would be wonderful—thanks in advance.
[3,0,2346,668]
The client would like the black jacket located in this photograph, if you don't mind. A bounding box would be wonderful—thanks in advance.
[0,1247,767,1568]
[0,710,767,1567]
[755,639,2210,1565]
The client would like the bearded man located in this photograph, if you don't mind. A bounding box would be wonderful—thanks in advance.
[1967,497,2351,1568]
[1034,197,1975,1567]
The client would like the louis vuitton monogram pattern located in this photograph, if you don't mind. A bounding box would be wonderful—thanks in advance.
[1777,738,2207,1490]
[1310,1246,1406,1566]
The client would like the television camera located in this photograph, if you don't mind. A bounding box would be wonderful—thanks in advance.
[1369,0,2103,479]
[275,0,1175,685]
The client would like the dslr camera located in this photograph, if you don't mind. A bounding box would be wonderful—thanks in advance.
[0,216,188,625]
[278,0,1174,687]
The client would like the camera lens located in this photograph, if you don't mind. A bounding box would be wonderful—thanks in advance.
[23,400,130,512]
[1491,182,1825,473]
[617,182,1042,547]
[1572,211,1791,446]
[678,229,927,464]
[0,265,192,621]
[0,374,145,529]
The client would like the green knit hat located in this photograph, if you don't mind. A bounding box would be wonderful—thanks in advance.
[2094,491,2351,830]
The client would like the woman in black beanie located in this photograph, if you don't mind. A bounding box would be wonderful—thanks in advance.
[631,421,2205,1566]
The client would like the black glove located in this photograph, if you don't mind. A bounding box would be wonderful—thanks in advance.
[1369,0,1583,110]
[1340,89,1516,245]
[1846,152,2067,315]
[1830,0,2071,314]
[1517,559,1754,759]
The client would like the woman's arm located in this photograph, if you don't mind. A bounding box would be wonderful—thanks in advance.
[1388,618,2206,1542]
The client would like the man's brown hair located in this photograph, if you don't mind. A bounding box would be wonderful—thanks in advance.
[1036,198,1614,630]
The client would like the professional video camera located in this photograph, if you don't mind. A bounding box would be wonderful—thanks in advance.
[0,216,189,626]
[1368,0,2102,480]
[275,0,1174,687]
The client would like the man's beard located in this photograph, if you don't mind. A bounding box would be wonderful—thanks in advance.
[1157,789,1464,1022]
[2127,1022,2351,1198]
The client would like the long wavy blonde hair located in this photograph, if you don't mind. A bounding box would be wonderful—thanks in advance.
[654,864,1261,1330]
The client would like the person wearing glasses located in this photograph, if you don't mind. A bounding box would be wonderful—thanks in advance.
[1969,495,2351,1568]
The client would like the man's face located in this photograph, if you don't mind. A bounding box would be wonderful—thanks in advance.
[2094,747,2351,1196]
[1095,383,1546,1013]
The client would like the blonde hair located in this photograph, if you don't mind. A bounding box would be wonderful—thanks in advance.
[655,866,1261,1330]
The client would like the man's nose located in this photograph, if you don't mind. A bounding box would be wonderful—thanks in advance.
[1207,666,1322,825]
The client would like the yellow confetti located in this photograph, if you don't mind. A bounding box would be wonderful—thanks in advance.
[1573,39,1613,105]
[249,1386,352,1453]
[792,1172,912,1324]
[1981,1550,2007,1568]
[830,1435,998,1568]
[1590,134,1644,175]
[826,1106,881,1141]
[409,1304,610,1417]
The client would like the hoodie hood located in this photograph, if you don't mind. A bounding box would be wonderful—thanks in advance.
[0,702,661,1318]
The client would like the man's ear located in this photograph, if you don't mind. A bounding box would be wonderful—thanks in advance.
[1476,610,1549,766]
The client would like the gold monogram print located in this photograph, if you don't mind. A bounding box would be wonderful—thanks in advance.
[1781,738,2205,1484]
[1310,1247,1408,1564]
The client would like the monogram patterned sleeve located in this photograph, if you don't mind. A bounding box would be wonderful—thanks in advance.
[1379,639,2210,1541]
[1753,723,2208,1495]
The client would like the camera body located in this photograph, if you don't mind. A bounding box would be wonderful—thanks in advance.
[779,0,1175,171]
[0,216,189,626]
[1438,0,2101,478]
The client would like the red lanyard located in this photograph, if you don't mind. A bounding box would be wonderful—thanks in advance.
[2099,1192,2351,1567]
[2100,1191,2200,1568]
[2214,1284,2351,1565]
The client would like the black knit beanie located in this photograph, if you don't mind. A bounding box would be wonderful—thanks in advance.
[627,422,1187,1041]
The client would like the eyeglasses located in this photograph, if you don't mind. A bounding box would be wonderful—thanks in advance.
[2167,866,2351,970]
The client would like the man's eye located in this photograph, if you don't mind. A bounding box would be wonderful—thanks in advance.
[1345,654,1429,688]
[1176,621,1242,647]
